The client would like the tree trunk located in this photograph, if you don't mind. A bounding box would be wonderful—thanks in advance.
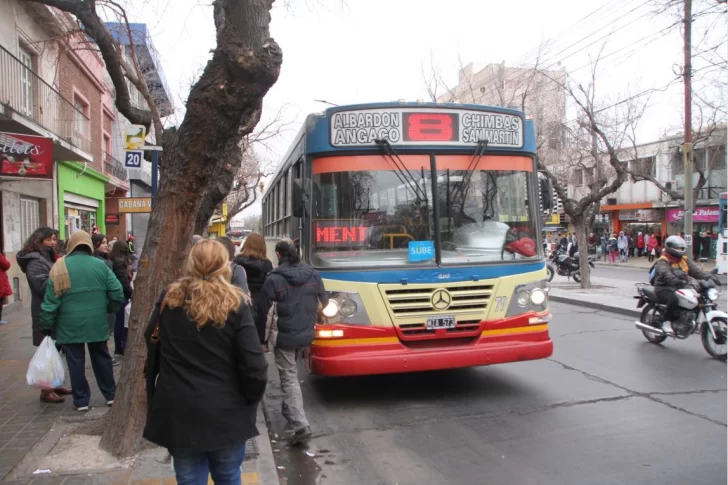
[194,161,239,235]
[573,216,592,289]
[98,0,282,458]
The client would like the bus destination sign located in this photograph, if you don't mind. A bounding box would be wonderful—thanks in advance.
[330,108,523,148]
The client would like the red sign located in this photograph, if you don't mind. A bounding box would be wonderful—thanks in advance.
[314,220,368,247]
[105,213,120,225]
[0,132,53,178]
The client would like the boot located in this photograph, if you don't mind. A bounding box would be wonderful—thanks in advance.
[53,387,72,396]
[40,389,65,403]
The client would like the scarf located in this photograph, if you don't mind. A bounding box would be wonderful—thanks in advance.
[49,231,93,297]
[661,253,689,272]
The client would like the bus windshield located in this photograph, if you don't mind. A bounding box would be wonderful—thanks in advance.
[310,154,539,268]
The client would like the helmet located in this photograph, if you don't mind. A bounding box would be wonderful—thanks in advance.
[664,235,687,258]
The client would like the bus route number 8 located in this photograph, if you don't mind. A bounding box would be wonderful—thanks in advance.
[405,113,455,142]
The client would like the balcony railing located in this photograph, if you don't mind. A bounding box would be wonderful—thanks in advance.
[0,44,91,154]
[104,153,129,181]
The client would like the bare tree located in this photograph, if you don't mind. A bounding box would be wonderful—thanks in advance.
[24,0,282,457]
[224,147,274,226]
[538,55,649,288]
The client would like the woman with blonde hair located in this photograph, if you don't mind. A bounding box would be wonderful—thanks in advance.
[143,239,267,485]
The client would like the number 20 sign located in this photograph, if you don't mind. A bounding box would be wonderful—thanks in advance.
[124,150,143,168]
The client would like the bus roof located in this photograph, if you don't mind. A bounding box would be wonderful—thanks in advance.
[265,101,537,199]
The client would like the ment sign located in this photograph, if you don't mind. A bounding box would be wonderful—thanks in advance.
[123,125,146,150]
[124,150,143,168]
[329,108,524,148]
[118,197,152,213]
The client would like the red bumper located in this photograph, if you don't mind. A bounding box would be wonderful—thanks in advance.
[309,313,553,377]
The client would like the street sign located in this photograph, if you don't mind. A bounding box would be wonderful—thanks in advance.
[123,125,146,150]
[124,150,143,168]
[118,197,152,213]
[685,234,693,246]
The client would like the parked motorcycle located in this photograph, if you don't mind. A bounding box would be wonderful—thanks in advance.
[547,249,596,283]
[634,275,727,361]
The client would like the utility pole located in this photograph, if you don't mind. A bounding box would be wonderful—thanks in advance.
[683,0,694,258]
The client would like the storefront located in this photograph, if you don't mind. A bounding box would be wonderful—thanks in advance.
[667,206,720,259]
[57,162,108,241]
[0,132,55,310]
[618,208,665,239]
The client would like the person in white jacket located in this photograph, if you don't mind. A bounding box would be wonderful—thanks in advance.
[617,231,629,262]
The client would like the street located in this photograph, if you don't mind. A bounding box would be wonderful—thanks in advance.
[264,302,727,485]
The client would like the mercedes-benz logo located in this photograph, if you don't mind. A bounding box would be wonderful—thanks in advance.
[431,289,452,311]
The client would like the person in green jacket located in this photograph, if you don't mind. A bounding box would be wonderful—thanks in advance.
[41,230,124,412]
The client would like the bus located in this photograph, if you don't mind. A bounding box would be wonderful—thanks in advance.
[717,192,727,274]
[261,102,554,376]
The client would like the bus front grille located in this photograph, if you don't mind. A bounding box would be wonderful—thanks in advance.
[380,283,495,318]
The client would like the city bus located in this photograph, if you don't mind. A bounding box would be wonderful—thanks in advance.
[261,102,554,376]
[717,192,727,274]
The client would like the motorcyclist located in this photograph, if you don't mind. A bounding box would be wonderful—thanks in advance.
[653,235,721,334]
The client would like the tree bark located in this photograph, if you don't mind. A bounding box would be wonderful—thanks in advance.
[194,161,239,235]
[95,0,282,457]
[572,215,592,289]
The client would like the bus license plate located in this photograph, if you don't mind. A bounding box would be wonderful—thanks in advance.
[426,315,456,330]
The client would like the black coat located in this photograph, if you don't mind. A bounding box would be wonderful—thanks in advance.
[258,260,327,350]
[234,256,273,295]
[143,293,268,453]
[235,256,273,342]
[16,249,55,346]
[111,258,133,300]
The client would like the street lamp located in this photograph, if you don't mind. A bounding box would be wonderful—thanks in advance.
[314,99,339,107]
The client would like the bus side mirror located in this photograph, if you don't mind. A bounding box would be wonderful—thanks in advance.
[538,173,554,213]
[292,178,311,218]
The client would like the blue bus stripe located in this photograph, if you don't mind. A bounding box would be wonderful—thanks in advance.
[319,261,546,284]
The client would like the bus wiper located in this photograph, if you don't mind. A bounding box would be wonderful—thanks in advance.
[450,140,488,204]
[375,139,429,203]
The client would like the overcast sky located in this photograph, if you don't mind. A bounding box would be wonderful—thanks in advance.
[114,0,726,216]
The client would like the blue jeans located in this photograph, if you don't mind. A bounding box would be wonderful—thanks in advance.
[114,300,128,355]
[172,443,246,485]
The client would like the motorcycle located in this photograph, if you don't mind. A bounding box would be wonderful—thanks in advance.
[633,274,727,361]
[547,249,596,283]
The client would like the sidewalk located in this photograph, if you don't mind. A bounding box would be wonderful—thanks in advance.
[549,275,727,317]
[591,255,717,271]
[0,309,278,485]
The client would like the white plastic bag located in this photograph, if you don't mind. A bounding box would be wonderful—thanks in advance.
[26,336,66,390]
[124,303,131,329]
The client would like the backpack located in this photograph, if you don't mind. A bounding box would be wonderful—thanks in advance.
[648,262,658,285]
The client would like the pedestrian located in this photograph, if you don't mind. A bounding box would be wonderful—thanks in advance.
[258,239,327,446]
[217,236,250,295]
[637,232,645,257]
[588,232,596,255]
[92,234,116,337]
[192,235,204,246]
[234,233,273,345]
[143,239,267,484]
[607,232,618,264]
[53,230,64,260]
[647,233,659,263]
[0,248,13,324]
[109,241,134,365]
[41,231,124,411]
[16,227,71,403]
[127,234,138,274]
[109,236,119,249]
[617,231,629,262]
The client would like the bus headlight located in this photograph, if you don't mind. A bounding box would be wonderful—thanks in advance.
[505,280,549,318]
[322,292,371,325]
[322,299,339,318]
[530,288,546,306]
[707,288,720,301]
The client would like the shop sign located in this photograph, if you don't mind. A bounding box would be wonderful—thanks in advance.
[105,213,120,225]
[666,207,719,223]
[544,213,560,226]
[618,209,663,222]
[0,132,53,178]
[118,197,152,213]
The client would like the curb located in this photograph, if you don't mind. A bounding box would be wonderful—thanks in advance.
[255,401,280,485]
[549,294,640,318]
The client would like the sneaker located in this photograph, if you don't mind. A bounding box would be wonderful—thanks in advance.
[107,400,114,407]
[0,320,7,325]
[76,406,89,412]
[289,426,312,446]
[112,356,121,366]
[662,321,674,335]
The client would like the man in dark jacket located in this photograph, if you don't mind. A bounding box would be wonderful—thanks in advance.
[258,239,327,446]
[653,235,720,334]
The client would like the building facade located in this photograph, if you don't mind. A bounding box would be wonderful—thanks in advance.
[0,3,170,311]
